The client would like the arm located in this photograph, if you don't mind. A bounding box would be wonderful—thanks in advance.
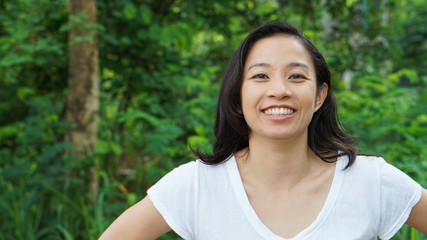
[406,188,427,234]
[99,196,171,240]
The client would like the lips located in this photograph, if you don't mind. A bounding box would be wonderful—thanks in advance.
[262,107,295,116]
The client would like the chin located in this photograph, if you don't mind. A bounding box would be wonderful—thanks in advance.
[262,133,297,140]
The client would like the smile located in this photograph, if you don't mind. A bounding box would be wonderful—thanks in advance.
[263,107,295,116]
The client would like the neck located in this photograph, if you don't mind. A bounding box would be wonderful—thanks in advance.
[236,132,319,190]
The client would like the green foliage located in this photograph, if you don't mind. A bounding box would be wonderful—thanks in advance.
[338,69,427,187]
[0,0,426,239]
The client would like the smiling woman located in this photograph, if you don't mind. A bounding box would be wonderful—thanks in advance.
[99,21,427,240]
[241,35,325,144]
[194,22,358,170]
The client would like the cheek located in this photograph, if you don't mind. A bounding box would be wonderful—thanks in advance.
[296,87,318,109]
[240,84,254,111]
[241,99,254,117]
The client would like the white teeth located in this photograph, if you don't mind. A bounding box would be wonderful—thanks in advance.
[264,108,294,116]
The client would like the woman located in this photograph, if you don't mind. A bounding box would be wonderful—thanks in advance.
[100,21,427,239]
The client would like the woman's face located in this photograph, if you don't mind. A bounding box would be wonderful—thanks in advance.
[241,34,327,141]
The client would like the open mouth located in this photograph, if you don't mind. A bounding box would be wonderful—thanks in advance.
[262,107,295,116]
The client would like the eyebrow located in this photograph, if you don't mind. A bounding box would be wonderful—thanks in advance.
[247,62,310,71]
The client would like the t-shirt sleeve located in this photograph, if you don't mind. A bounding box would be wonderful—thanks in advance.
[377,157,422,239]
[147,161,197,240]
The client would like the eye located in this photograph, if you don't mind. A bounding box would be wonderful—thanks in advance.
[251,74,269,79]
[289,74,307,80]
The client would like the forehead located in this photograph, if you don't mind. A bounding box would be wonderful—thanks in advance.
[245,35,313,70]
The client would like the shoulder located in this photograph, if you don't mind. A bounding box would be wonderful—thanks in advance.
[333,155,422,238]
[152,160,198,187]
[172,159,228,176]
[349,155,414,179]
[340,155,421,194]
[148,159,228,191]
[145,159,232,238]
[344,155,421,201]
[346,155,400,173]
[352,154,385,167]
[343,155,384,176]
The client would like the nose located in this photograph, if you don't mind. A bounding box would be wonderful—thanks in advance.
[267,78,292,99]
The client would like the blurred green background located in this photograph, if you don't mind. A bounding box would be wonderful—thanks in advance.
[0,0,426,239]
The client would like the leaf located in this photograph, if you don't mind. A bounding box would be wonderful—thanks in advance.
[70,13,87,25]
[117,110,158,125]
[0,124,19,139]
[13,27,30,41]
[123,4,137,20]
[95,140,122,155]
[110,142,122,155]
[17,87,35,101]
[254,1,278,15]
[37,142,73,164]
[53,225,74,240]
[59,23,71,32]
[127,193,138,207]
[95,140,110,155]
[0,53,32,67]
[139,5,153,24]
[388,68,419,84]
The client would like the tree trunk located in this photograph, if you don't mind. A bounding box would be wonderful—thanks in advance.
[65,0,99,199]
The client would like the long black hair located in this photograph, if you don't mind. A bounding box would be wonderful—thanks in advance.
[193,21,358,168]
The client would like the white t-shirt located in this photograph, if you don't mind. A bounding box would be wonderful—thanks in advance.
[147,155,422,240]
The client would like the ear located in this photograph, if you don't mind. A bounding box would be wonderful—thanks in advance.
[314,83,328,112]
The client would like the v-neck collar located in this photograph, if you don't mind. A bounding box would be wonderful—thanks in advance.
[226,154,346,240]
